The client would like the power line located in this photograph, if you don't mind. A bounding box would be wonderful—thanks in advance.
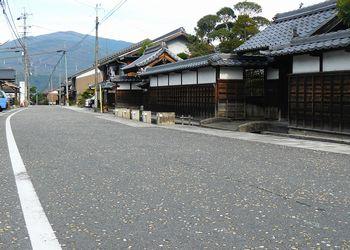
[0,0,25,49]
[48,53,65,91]
[67,0,128,53]
[0,49,61,61]
[100,0,128,24]
[5,0,23,45]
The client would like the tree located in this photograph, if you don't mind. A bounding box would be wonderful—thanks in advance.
[234,1,262,16]
[29,86,47,105]
[233,1,270,41]
[188,1,270,55]
[217,7,236,30]
[195,15,219,42]
[77,89,94,107]
[219,39,244,53]
[187,35,215,58]
[338,0,350,26]
[138,40,153,56]
[177,52,190,60]
[29,86,37,103]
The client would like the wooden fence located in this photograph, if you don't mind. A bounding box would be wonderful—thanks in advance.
[289,72,350,134]
[146,84,216,118]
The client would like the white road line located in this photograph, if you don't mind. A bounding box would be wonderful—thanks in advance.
[5,109,61,250]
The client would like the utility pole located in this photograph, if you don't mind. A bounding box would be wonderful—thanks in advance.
[64,50,69,106]
[18,8,31,105]
[94,3,102,113]
[58,73,61,105]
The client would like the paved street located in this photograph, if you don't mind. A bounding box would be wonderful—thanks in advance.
[1,106,350,249]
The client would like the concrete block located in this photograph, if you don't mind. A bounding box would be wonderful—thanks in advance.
[121,109,131,119]
[156,112,175,125]
[142,111,152,124]
[131,110,140,121]
[115,109,124,118]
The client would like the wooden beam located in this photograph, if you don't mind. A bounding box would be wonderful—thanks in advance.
[309,52,322,57]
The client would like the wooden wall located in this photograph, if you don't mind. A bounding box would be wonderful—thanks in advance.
[115,90,143,108]
[289,71,350,134]
[146,84,215,118]
[217,80,245,119]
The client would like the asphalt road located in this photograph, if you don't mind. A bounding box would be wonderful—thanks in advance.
[1,106,349,249]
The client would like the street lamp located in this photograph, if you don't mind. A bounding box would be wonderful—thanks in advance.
[57,50,69,106]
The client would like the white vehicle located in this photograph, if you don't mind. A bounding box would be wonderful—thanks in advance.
[84,97,95,108]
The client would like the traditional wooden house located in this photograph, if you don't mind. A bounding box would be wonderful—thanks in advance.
[236,0,350,135]
[0,68,19,103]
[69,67,103,99]
[140,53,270,119]
[97,27,189,109]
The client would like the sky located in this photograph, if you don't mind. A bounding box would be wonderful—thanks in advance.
[0,0,325,44]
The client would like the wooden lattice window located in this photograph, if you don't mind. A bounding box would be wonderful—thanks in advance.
[245,69,265,97]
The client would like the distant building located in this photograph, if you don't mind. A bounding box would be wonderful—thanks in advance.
[68,68,103,102]
[47,90,59,105]
[0,68,19,105]
[97,27,189,109]
[67,27,189,107]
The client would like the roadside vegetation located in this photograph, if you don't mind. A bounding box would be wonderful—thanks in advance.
[30,86,48,105]
[77,89,94,107]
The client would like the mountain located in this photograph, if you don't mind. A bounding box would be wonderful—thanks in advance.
[0,31,131,91]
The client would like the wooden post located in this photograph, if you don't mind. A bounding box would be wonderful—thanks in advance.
[312,75,315,129]
[330,73,334,131]
[114,85,117,109]
[340,74,344,132]
[303,75,307,128]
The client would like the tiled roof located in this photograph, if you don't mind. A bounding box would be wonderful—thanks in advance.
[152,27,186,43]
[69,66,95,79]
[122,45,182,72]
[101,81,116,89]
[140,54,218,76]
[98,39,149,65]
[0,68,16,80]
[98,27,187,66]
[235,0,337,53]
[110,75,141,83]
[270,29,350,56]
[140,54,270,76]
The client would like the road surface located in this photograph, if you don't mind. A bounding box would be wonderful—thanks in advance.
[1,106,349,249]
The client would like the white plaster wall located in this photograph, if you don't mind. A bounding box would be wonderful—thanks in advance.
[267,68,279,80]
[166,38,189,55]
[118,83,131,90]
[220,67,243,80]
[150,76,158,87]
[158,75,169,86]
[198,67,216,84]
[323,50,350,72]
[76,69,100,79]
[169,73,181,86]
[293,55,320,74]
[131,83,142,90]
[182,71,197,85]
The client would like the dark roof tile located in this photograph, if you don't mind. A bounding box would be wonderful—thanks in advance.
[235,0,337,53]
[140,54,270,76]
[270,29,350,56]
